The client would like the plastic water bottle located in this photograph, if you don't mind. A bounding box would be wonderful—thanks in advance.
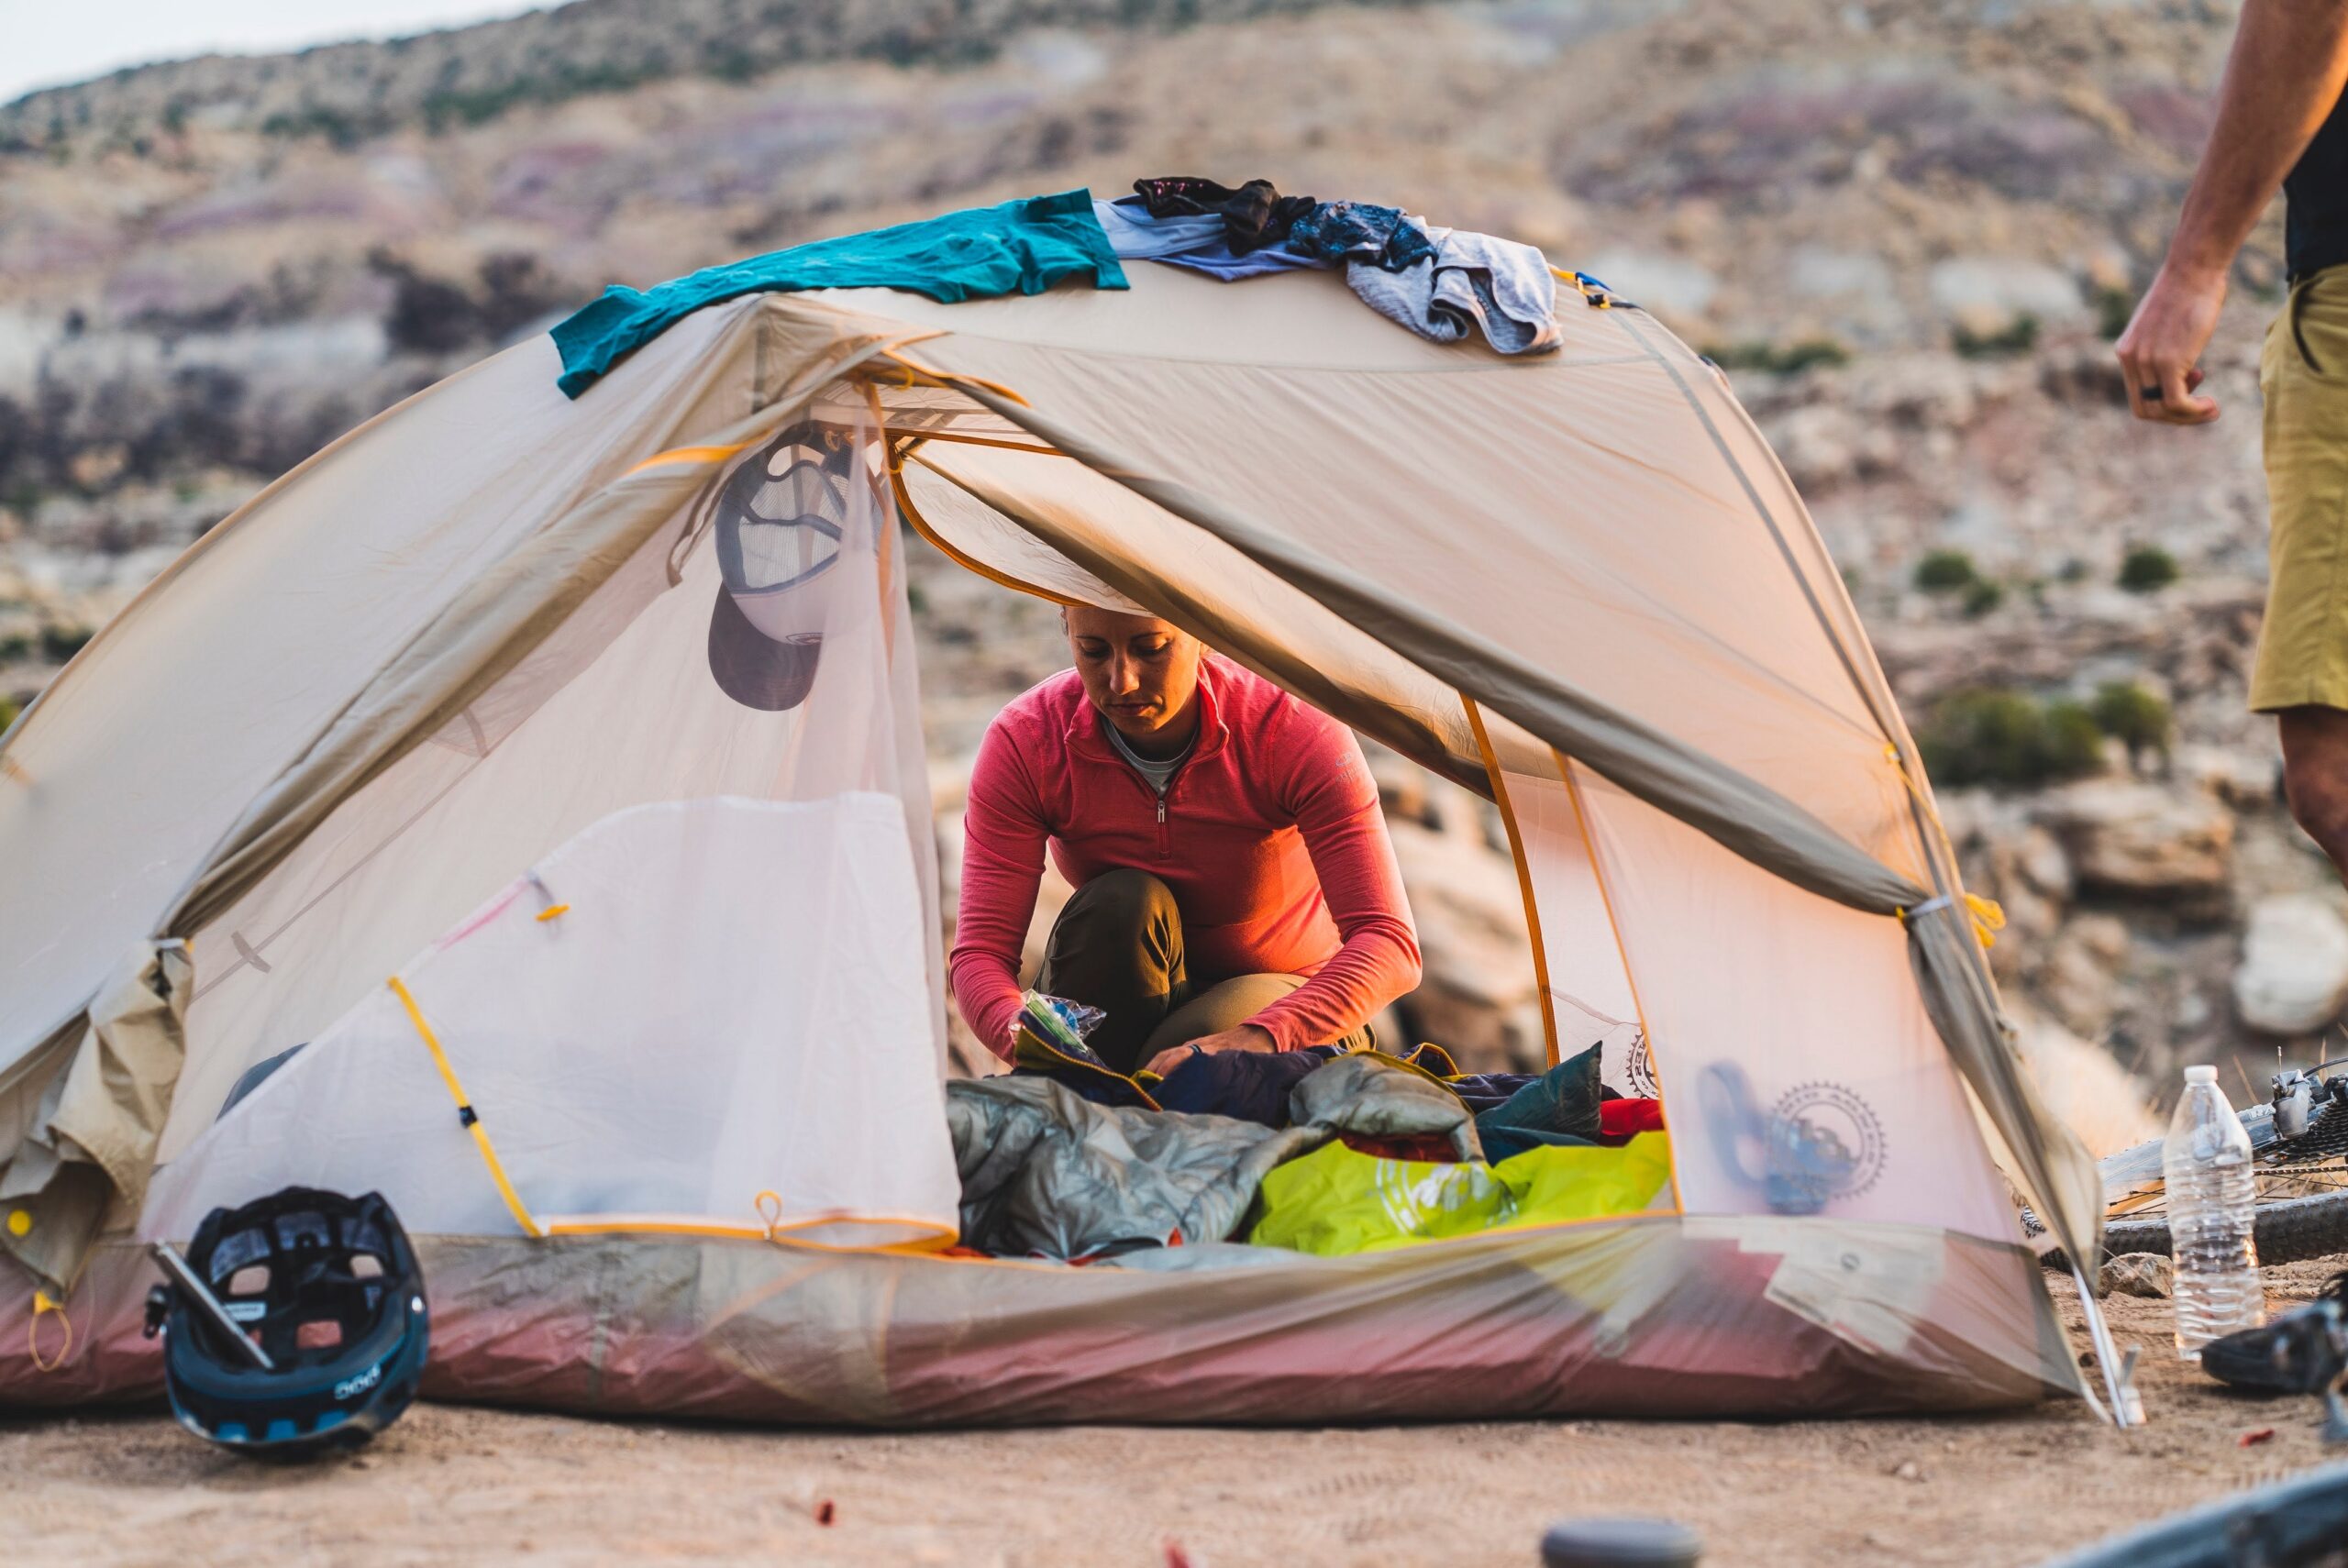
[2162,1065,2265,1358]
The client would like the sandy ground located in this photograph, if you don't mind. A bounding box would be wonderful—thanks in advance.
[5,1260,2343,1568]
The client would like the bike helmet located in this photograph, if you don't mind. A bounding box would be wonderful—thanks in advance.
[145,1187,428,1458]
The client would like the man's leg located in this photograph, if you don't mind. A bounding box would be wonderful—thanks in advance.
[1036,868,1186,1076]
[1136,974,1379,1059]
[2280,707,2348,877]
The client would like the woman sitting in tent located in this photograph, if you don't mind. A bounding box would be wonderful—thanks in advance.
[950,606,1423,1077]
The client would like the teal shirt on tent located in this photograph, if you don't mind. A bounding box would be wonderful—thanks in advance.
[550,189,1128,397]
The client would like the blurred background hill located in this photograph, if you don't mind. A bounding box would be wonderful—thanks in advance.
[0,0,2311,1104]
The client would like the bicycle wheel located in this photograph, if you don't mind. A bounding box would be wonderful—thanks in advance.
[2091,1094,2348,1266]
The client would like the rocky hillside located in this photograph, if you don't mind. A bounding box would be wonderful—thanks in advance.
[1,0,1432,151]
[0,0,2320,1104]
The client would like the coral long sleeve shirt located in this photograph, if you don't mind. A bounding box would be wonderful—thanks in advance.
[951,657,1422,1061]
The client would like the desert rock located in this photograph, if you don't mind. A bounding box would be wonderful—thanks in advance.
[2033,781,2235,900]
[2231,893,2348,1036]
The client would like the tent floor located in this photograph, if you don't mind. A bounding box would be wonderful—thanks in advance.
[4,1218,2071,1423]
[1,1259,2340,1566]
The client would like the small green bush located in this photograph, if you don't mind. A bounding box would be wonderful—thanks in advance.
[2118,546,2179,593]
[1963,579,2004,618]
[2093,283,2135,341]
[2091,681,2172,761]
[0,695,16,734]
[38,625,91,663]
[1701,338,1852,374]
[1913,549,1979,592]
[1917,688,2108,789]
[1953,313,2040,359]
[2040,700,2107,778]
[260,105,362,149]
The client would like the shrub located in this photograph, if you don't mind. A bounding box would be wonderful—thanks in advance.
[2118,545,2180,593]
[2093,283,2135,341]
[1962,579,2004,618]
[39,625,91,663]
[259,105,363,149]
[2091,681,2172,762]
[1701,338,1851,374]
[1953,313,2040,359]
[1913,549,1978,592]
[1917,688,2108,789]
[2040,700,2107,778]
[0,694,15,734]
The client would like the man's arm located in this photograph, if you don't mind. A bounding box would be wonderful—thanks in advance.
[2119,0,2348,424]
[948,724,1051,1062]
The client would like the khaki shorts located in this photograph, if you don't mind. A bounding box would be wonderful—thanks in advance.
[2254,265,2348,712]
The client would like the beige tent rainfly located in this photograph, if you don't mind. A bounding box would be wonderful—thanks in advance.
[0,242,2127,1425]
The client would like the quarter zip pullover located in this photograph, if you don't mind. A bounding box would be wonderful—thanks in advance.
[951,656,1422,1059]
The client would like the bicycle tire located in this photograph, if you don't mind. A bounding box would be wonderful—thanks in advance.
[2032,1459,2348,1568]
[2099,1187,2348,1267]
[2057,1094,2348,1268]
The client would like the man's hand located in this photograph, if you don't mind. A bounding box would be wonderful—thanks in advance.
[2117,264,2225,425]
[1143,1023,1276,1078]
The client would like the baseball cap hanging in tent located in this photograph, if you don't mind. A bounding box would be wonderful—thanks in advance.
[705,421,852,711]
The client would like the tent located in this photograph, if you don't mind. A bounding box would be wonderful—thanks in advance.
[0,203,2125,1425]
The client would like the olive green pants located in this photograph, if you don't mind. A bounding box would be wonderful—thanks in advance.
[1037,868,1373,1077]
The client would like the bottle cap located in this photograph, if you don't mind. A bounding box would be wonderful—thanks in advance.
[2184,1065,2218,1085]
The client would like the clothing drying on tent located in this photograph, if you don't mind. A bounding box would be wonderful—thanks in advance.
[0,182,2131,1428]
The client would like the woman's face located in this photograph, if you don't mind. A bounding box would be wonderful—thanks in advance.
[1063,606,1203,744]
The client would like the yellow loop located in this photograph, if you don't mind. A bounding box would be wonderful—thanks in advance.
[1882,746,2003,949]
[754,1190,784,1241]
[28,1288,71,1374]
[6,1208,29,1238]
[1965,892,2007,949]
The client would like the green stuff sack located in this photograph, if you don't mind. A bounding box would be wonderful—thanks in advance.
[1248,1132,1672,1257]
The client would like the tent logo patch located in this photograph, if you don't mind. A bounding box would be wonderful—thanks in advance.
[1616,1031,1659,1099]
[1767,1082,1885,1212]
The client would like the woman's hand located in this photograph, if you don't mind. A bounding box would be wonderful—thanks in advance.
[1143,1023,1276,1078]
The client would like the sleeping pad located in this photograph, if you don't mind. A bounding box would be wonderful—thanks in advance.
[1246,1132,1674,1256]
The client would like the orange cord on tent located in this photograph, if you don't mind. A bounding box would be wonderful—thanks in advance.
[1550,267,1616,309]
[27,1288,71,1373]
[18,1235,93,1374]
[1897,893,2008,950]
[1880,743,2006,948]
[1461,697,1563,1068]
[870,347,1032,408]
[387,975,546,1239]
